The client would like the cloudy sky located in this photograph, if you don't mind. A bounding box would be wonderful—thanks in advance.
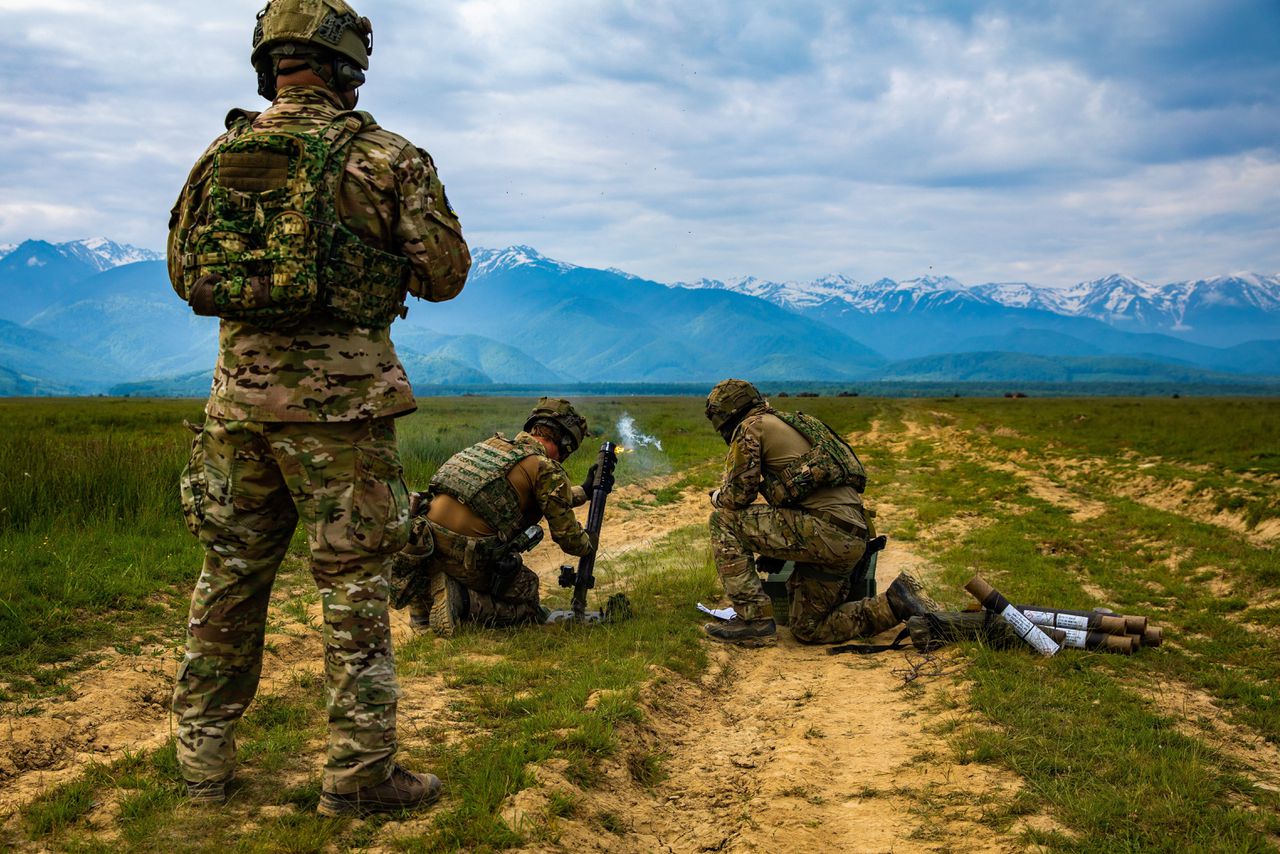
[2,0,1278,286]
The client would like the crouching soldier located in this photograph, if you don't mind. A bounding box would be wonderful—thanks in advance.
[703,379,939,646]
[397,398,604,636]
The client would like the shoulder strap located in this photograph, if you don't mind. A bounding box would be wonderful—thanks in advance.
[223,108,261,131]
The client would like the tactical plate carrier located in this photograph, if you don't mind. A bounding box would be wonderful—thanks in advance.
[759,409,867,505]
[176,109,409,329]
[428,435,532,540]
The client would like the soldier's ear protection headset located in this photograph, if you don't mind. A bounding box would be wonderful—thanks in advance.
[256,49,368,100]
[254,6,372,100]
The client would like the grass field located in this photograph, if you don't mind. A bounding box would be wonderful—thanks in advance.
[1,395,1278,851]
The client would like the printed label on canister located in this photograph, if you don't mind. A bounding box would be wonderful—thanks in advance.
[1023,610,1091,631]
[1057,627,1089,648]
[1000,605,1061,656]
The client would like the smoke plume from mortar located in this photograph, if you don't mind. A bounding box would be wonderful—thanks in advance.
[616,414,662,451]
[614,413,670,478]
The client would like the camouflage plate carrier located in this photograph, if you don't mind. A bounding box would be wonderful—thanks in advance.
[175,108,409,328]
[759,409,867,505]
[428,435,532,542]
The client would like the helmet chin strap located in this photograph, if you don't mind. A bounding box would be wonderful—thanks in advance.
[261,54,362,103]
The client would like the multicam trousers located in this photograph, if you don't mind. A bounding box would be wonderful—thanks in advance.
[172,416,410,794]
[709,505,896,643]
[409,521,543,627]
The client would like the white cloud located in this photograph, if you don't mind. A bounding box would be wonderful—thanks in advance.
[0,0,1277,287]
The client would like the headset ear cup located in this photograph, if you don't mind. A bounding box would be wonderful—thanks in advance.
[334,59,365,92]
[257,68,278,100]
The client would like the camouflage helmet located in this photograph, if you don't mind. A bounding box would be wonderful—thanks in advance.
[524,397,588,457]
[705,378,765,433]
[251,0,373,73]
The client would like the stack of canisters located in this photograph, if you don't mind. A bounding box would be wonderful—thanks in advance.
[965,575,1162,656]
[1014,605,1162,655]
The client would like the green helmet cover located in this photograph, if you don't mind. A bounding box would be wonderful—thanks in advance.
[252,0,373,72]
[524,397,588,457]
[705,378,765,432]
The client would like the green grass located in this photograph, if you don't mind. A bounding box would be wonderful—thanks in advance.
[865,399,1280,849]
[11,524,720,852]
[4,395,1279,851]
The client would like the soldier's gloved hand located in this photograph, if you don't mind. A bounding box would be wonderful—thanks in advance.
[581,464,615,494]
[408,491,429,517]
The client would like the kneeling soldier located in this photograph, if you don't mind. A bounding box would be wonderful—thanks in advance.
[400,398,602,636]
[703,379,939,645]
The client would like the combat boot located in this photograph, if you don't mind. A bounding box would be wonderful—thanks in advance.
[185,773,234,806]
[408,601,432,634]
[429,572,468,638]
[885,570,941,622]
[317,765,442,818]
[703,617,777,646]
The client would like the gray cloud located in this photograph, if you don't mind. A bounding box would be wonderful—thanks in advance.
[0,0,1276,286]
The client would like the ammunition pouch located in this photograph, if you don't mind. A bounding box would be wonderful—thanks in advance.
[388,522,435,610]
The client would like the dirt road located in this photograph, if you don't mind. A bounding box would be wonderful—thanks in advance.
[2,430,1048,852]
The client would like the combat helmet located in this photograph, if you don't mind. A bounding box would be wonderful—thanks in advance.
[524,398,588,458]
[705,378,765,441]
[251,0,373,99]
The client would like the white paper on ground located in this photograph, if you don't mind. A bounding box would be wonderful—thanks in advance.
[697,603,737,621]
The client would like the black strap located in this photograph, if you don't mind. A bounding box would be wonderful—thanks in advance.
[828,625,911,655]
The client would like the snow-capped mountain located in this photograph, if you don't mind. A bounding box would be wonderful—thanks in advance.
[677,270,1280,343]
[682,274,866,311]
[53,238,163,271]
[469,245,579,278]
[0,238,161,272]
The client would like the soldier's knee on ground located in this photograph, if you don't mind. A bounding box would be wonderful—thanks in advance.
[789,620,823,644]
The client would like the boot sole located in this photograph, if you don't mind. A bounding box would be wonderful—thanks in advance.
[316,788,440,818]
[428,573,457,638]
[705,633,777,648]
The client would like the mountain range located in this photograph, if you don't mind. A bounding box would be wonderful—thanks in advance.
[0,238,1276,396]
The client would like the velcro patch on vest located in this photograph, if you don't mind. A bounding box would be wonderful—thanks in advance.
[218,151,292,192]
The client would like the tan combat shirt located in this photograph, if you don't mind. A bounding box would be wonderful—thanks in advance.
[716,410,866,528]
[428,432,593,556]
[167,86,471,422]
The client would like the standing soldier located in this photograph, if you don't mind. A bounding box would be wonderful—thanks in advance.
[702,379,939,645]
[396,399,603,636]
[167,0,469,816]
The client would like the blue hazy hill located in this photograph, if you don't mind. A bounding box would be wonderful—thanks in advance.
[1,241,1277,395]
[404,247,885,382]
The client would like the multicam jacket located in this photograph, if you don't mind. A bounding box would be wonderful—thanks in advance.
[715,409,866,529]
[426,432,594,557]
[167,85,470,422]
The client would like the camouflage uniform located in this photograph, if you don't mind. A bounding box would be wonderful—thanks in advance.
[711,408,898,643]
[169,84,469,793]
[406,431,593,627]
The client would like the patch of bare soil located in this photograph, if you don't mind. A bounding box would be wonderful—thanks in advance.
[1139,680,1280,796]
[493,550,1056,854]
[901,413,1278,547]
[0,568,324,816]
[520,477,715,587]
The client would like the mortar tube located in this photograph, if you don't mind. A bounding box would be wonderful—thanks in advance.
[966,576,1060,657]
[1142,626,1163,647]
